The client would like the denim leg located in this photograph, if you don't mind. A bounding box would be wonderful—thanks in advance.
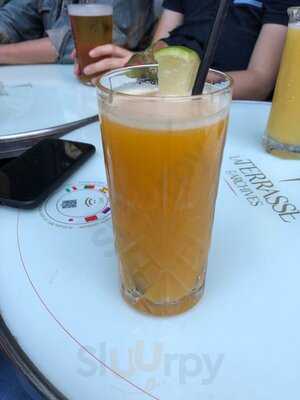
[0,351,44,400]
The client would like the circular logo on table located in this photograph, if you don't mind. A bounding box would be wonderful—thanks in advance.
[40,182,111,228]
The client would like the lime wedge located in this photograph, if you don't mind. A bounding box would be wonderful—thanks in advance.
[154,46,200,96]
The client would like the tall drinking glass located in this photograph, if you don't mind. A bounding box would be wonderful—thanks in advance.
[97,66,232,316]
[264,7,300,158]
[68,2,113,85]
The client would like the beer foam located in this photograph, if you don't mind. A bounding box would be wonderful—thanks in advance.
[68,4,112,16]
[118,84,159,96]
[101,84,230,131]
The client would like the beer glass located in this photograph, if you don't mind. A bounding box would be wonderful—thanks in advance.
[97,65,232,316]
[264,7,300,158]
[68,1,113,85]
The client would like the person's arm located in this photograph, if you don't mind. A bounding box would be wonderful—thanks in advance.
[152,9,184,43]
[0,37,57,64]
[0,0,43,44]
[227,24,287,100]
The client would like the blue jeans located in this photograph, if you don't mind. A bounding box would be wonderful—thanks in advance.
[0,351,44,400]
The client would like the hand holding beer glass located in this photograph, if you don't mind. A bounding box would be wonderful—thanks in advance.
[68,1,113,85]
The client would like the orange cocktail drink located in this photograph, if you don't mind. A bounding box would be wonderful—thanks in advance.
[265,7,300,158]
[97,66,232,316]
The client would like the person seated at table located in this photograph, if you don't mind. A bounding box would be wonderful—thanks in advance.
[0,0,157,65]
[79,0,300,100]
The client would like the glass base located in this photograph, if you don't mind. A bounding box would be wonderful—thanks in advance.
[264,135,300,159]
[121,283,205,317]
[78,75,93,86]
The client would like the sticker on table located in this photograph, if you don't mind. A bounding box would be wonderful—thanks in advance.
[40,182,111,228]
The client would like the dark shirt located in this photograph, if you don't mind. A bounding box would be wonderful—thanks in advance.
[163,0,300,71]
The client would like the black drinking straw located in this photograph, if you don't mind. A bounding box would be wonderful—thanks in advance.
[192,0,231,95]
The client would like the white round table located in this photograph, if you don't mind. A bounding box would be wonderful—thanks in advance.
[1,65,300,400]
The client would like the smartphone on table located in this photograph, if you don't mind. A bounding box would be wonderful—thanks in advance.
[0,139,95,209]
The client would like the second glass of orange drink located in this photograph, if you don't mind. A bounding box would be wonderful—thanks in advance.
[97,57,232,316]
[264,7,300,158]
